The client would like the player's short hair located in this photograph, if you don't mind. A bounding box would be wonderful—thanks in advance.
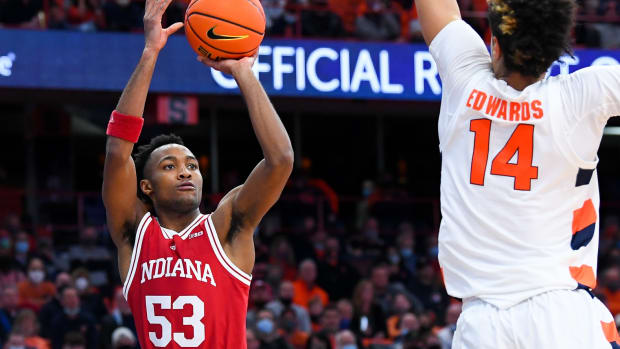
[133,134,185,204]
[488,0,576,77]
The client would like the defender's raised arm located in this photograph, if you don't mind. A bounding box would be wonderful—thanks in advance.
[414,0,461,45]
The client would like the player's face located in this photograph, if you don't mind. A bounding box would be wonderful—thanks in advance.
[143,144,203,214]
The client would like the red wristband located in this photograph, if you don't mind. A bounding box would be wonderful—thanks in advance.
[106,110,144,143]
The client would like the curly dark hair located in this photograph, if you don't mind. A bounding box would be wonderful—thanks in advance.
[133,134,185,204]
[488,0,576,77]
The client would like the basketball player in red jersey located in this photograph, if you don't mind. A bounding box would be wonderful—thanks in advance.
[101,0,293,347]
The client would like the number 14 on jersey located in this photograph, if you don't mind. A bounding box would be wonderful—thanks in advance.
[469,119,539,191]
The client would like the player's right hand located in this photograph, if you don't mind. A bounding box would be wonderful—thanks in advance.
[196,52,257,78]
[143,0,183,52]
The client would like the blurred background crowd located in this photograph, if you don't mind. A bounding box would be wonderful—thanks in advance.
[0,0,618,48]
[1,168,620,349]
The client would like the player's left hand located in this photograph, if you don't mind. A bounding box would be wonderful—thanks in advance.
[197,52,257,77]
[143,0,184,52]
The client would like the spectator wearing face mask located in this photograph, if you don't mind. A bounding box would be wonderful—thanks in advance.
[100,287,136,349]
[110,327,136,349]
[266,281,312,333]
[395,230,417,277]
[13,232,33,272]
[0,231,26,290]
[50,287,97,349]
[254,309,292,349]
[3,331,36,349]
[39,273,72,339]
[0,287,20,344]
[71,268,106,319]
[17,258,55,310]
[334,330,357,349]
[279,307,309,349]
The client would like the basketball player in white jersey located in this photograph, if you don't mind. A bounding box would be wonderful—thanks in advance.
[414,0,620,347]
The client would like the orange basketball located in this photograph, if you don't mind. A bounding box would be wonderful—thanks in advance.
[184,0,265,60]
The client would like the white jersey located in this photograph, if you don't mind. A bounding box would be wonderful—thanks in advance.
[430,20,620,309]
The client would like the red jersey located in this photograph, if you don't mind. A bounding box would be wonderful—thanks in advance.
[123,212,251,348]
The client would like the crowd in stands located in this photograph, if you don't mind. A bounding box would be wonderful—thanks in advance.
[0,0,618,47]
[1,176,620,349]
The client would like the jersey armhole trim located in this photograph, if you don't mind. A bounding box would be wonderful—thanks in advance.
[122,212,151,300]
[550,101,601,171]
[204,215,252,286]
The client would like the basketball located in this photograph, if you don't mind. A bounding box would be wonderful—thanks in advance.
[184,0,265,60]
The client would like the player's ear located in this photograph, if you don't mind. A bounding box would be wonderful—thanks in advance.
[491,36,502,61]
[140,179,153,198]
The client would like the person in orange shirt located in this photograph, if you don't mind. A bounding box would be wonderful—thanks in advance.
[292,259,328,308]
[13,309,50,349]
[17,258,55,311]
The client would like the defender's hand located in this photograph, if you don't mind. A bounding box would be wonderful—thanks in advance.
[197,53,257,78]
[143,0,183,52]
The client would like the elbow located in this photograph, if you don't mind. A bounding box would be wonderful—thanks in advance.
[267,149,294,170]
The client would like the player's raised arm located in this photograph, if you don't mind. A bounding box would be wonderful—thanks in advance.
[102,0,183,248]
[414,0,462,45]
[199,55,294,271]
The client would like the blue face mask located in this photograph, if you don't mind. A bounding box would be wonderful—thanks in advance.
[428,246,439,257]
[15,241,29,253]
[339,318,351,329]
[342,345,357,349]
[256,318,274,334]
[400,248,413,258]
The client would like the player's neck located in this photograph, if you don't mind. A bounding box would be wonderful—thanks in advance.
[155,208,201,232]
[494,66,545,91]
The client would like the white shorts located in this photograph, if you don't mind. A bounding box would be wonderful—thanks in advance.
[453,289,620,349]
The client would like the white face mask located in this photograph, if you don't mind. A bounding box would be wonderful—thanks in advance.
[8,346,25,349]
[75,277,89,291]
[28,270,44,284]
